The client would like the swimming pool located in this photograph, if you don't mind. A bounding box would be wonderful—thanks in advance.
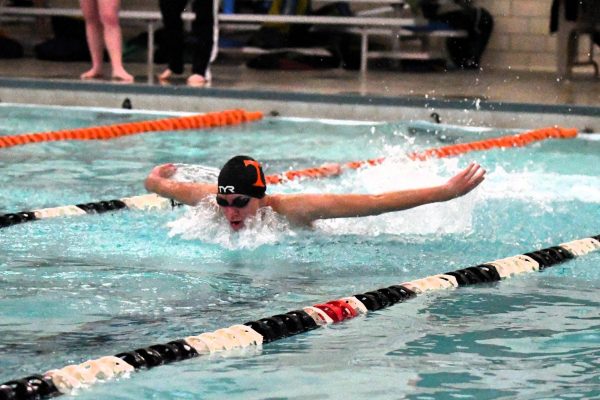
[1,103,599,399]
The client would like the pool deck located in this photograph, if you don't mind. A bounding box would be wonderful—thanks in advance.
[0,57,599,129]
[2,56,600,104]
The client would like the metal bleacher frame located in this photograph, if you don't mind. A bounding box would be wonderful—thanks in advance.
[0,2,466,82]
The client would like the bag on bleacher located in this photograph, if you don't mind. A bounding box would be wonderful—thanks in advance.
[34,16,91,61]
[246,0,363,69]
[419,0,493,69]
[248,0,312,48]
[0,33,24,59]
[309,2,361,69]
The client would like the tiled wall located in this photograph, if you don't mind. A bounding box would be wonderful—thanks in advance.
[478,0,556,71]
[47,0,598,72]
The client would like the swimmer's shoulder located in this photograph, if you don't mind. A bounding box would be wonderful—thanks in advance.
[262,194,314,227]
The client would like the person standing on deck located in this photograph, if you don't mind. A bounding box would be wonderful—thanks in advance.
[79,0,134,82]
[157,0,218,87]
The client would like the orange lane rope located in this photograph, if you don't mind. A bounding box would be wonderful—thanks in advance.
[0,109,263,149]
[265,126,578,185]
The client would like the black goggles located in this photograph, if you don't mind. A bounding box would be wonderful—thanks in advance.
[215,196,251,208]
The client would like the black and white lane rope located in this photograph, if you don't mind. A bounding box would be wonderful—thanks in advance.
[1,235,599,399]
[0,194,179,229]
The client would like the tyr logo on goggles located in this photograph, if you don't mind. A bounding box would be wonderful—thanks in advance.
[215,196,251,208]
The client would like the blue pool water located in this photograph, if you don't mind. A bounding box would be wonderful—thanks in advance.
[1,104,599,399]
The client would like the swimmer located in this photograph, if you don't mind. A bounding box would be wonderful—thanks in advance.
[144,155,486,232]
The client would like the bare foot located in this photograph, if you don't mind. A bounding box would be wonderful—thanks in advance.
[80,69,103,80]
[111,70,134,83]
[158,69,177,85]
[158,68,175,82]
[187,74,208,87]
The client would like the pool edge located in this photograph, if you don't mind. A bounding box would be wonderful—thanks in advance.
[1,77,599,130]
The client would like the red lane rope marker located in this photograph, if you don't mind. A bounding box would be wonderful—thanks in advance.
[265,126,578,185]
[0,109,263,149]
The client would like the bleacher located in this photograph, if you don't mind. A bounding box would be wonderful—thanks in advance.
[0,1,466,81]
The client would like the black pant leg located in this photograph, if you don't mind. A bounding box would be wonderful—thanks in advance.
[190,0,217,76]
[159,0,189,74]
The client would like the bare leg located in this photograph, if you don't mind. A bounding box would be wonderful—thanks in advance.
[97,0,133,82]
[80,0,104,79]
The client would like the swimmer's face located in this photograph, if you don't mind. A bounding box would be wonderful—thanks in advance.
[216,194,260,231]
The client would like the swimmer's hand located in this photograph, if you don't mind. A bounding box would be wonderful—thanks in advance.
[151,163,177,179]
[145,164,177,193]
[145,163,217,206]
[442,162,486,200]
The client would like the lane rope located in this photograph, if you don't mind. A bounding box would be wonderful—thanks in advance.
[0,109,263,149]
[0,194,176,230]
[1,234,598,399]
[0,125,578,230]
[266,125,577,184]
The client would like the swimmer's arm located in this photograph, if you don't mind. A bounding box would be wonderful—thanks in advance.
[274,163,485,222]
[144,164,216,206]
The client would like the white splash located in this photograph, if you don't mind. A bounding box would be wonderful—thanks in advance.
[167,199,295,250]
[314,156,478,236]
[482,166,600,203]
[579,133,600,141]
[171,163,219,183]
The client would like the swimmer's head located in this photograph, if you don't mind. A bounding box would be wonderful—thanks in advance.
[217,155,266,198]
[217,156,266,231]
